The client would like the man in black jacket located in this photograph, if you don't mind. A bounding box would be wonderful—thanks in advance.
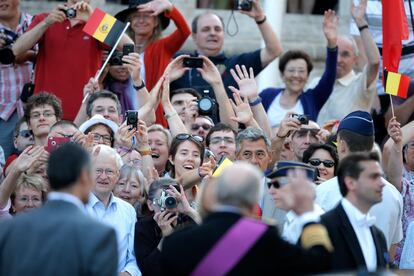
[161,162,333,275]
[320,152,389,272]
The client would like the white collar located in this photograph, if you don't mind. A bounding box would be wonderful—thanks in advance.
[337,70,356,86]
[88,192,118,210]
[341,198,376,227]
[48,191,85,210]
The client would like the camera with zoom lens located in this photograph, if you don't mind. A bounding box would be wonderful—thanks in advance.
[154,190,177,211]
[292,114,309,125]
[234,0,253,11]
[198,90,216,116]
[0,29,18,64]
[109,44,135,66]
[125,110,138,129]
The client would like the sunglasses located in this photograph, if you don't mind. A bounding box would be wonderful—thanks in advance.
[176,133,204,143]
[267,177,290,189]
[308,159,335,168]
[191,123,212,131]
[18,129,33,138]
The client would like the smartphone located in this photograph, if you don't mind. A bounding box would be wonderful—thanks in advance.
[183,57,203,68]
[123,44,135,56]
[125,110,138,129]
[45,137,70,153]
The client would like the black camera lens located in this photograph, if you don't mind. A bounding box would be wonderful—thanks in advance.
[109,51,123,66]
[165,196,177,209]
[240,0,253,11]
[66,8,77,18]
[198,97,213,112]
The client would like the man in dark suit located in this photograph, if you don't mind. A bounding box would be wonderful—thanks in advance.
[161,162,333,275]
[0,143,118,276]
[321,152,389,272]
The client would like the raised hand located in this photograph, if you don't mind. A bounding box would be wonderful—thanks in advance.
[114,122,136,148]
[135,119,149,147]
[138,0,173,16]
[276,112,301,139]
[164,55,190,82]
[228,65,258,100]
[230,92,253,125]
[122,52,142,86]
[197,56,223,86]
[323,9,339,48]
[83,77,100,99]
[198,155,216,178]
[15,146,47,173]
[72,1,93,21]
[44,5,67,26]
[153,210,177,236]
[238,0,265,22]
[288,169,315,215]
[388,117,403,145]
[351,0,368,26]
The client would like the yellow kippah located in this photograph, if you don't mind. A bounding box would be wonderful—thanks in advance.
[300,224,334,252]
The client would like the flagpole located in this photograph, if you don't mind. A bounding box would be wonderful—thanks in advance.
[389,94,395,118]
[94,22,130,82]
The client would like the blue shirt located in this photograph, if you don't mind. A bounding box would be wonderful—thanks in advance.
[86,193,140,276]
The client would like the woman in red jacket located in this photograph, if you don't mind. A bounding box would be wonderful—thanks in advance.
[116,0,191,126]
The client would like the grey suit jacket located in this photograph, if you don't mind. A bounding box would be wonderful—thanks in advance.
[261,179,287,232]
[0,200,118,276]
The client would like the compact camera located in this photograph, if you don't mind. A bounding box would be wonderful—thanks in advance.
[109,44,135,66]
[234,0,253,11]
[198,90,216,116]
[125,110,138,129]
[154,190,177,211]
[60,8,77,19]
[0,28,18,64]
[292,114,309,125]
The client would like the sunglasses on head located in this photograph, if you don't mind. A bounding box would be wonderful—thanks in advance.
[191,123,212,131]
[18,129,33,138]
[308,159,335,168]
[176,133,204,143]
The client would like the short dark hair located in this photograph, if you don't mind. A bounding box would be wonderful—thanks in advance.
[47,143,91,191]
[170,88,201,101]
[278,50,313,74]
[50,120,78,133]
[338,129,374,153]
[191,12,225,33]
[302,143,339,175]
[337,152,380,196]
[24,92,63,122]
[86,90,122,118]
[206,123,236,147]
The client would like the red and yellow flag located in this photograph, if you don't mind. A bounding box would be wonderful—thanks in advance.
[83,8,126,47]
[384,69,410,99]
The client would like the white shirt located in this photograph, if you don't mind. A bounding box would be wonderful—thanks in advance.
[316,176,403,248]
[48,191,85,211]
[316,66,378,126]
[282,204,325,244]
[86,193,140,276]
[341,198,377,272]
[266,93,304,128]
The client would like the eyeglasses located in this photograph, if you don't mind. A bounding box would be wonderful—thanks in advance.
[91,133,112,143]
[308,159,335,168]
[176,133,204,143]
[129,159,143,168]
[15,196,42,204]
[56,132,74,139]
[17,129,33,138]
[95,168,116,177]
[30,111,55,119]
[210,136,235,145]
[191,123,212,131]
[267,177,290,189]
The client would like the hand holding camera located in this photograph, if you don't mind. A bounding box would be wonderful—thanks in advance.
[114,121,137,148]
[0,29,18,64]
[71,1,93,21]
[236,0,265,22]
[122,51,142,86]
[197,56,223,87]
[276,112,303,139]
[153,210,177,237]
[44,5,68,26]
[164,55,191,82]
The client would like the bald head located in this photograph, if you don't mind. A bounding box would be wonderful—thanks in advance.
[215,162,262,210]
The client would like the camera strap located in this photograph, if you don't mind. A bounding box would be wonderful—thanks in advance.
[226,10,239,37]
[191,217,267,276]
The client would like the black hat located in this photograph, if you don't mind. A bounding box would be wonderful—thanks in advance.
[266,161,317,180]
[337,111,374,137]
[115,0,170,30]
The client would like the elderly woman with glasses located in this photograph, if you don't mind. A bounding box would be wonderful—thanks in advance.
[79,114,119,148]
[302,143,338,184]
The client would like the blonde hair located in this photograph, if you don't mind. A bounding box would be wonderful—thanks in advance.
[126,13,164,45]
[12,174,48,202]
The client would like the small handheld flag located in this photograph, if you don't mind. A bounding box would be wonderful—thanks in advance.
[384,69,410,99]
[83,8,126,48]
[212,157,233,177]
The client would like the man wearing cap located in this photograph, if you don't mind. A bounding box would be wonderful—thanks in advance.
[161,162,333,275]
[320,152,389,272]
[170,0,282,104]
[267,161,325,244]
[316,110,403,250]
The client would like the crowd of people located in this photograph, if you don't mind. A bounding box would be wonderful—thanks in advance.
[1,0,414,274]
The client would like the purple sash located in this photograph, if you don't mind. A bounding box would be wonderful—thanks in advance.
[191,218,267,276]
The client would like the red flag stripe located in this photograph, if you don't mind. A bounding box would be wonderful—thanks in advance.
[398,75,410,99]
[83,8,106,37]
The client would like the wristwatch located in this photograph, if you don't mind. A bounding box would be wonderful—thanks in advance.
[248,96,262,107]
[133,81,145,91]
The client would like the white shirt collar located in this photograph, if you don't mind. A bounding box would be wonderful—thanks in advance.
[337,70,357,86]
[48,191,85,210]
[341,198,376,227]
[88,192,118,210]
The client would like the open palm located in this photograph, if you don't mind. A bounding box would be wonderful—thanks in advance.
[229,65,258,100]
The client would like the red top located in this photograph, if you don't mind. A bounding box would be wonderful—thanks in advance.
[143,6,190,127]
[28,14,103,120]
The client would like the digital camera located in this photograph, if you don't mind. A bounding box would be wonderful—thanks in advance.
[292,114,309,125]
[60,8,77,19]
[125,110,138,129]
[0,28,18,64]
[109,44,135,66]
[154,190,177,211]
[234,0,253,11]
[198,90,216,116]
